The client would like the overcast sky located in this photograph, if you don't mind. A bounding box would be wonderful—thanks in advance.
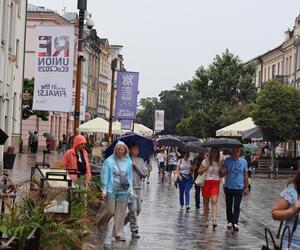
[29,0,300,98]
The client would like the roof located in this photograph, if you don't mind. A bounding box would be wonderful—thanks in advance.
[63,12,78,21]
[216,117,257,137]
[27,4,54,13]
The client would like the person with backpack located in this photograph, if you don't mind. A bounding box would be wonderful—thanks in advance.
[124,143,148,239]
[272,172,300,249]
[199,147,222,230]
[176,152,193,212]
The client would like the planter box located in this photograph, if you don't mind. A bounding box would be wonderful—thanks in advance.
[3,154,16,169]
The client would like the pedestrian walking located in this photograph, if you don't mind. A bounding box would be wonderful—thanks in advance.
[199,148,221,229]
[176,152,193,212]
[31,131,38,153]
[28,133,32,153]
[156,149,167,183]
[124,143,148,239]
[192,152,206,211]
[272,171,300,249]
[62,134,91,184]
[62,134,67,152]
[167,147,179,184]
[220,146,249,232]
[96,141,133,241]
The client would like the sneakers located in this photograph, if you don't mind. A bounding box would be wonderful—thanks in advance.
[233,224,239,231]
[115,235,126,241]
[131,230,140,239]
[227,223,233,230]
[186,206,191,212]
[195,207,200,211]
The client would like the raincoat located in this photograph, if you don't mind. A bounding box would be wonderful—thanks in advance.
[62,135,91,181]
[101,141,133,195]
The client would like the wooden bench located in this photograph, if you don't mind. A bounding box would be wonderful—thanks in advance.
[275,167,298,179]
[253,159,279,178]
[24,228,41,250]
[0,237,19,250]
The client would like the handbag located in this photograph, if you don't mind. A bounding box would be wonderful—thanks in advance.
[195,171,206,187]
[115,160,130,191]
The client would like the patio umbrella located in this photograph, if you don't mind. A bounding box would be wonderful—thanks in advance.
[202,138,243,148]
[28,131,34,137]
[242,127,263,140]
[179,136,199,143]
[156,135,184,148]
[104,133,154,161]
[243,144,258,153]
[43,133,54,140]
[184,141,208,153]
[0,129,8,145]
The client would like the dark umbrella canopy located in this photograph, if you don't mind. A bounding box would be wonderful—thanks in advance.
[28,131,34,137]
[202,138,243,148]
[156,135,184,148]
[180,136,199,143]
[0,129,8,145]
[184,141,208,153]
[43,133,54,140]
[104,134,154,161]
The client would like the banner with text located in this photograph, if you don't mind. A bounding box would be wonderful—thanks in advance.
[115,71,139,120]
[33,25,74,112]
[154,110,165,132]
[120,120,133,131]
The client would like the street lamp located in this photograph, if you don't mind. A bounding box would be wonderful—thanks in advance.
[108,45,123,143]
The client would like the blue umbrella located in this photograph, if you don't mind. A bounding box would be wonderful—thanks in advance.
[104,134,154,161]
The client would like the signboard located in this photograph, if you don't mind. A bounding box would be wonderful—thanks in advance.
[115,71,139,120]
[154,110,164,132]
[33,25,74,112]
[71,87,86,121]
[120,120,132,131]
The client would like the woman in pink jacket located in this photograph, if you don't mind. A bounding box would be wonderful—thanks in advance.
[62,135,91,184]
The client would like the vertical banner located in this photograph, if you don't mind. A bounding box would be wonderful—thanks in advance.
[120,120,132,131]
[115,71,139,120]
[154,110,165,132]
[33,25,74,112]
[71,87,86,121]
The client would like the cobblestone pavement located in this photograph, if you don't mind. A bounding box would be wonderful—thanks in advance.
[9,153,290,250]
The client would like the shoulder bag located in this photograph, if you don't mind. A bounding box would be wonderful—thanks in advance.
[195,159,207,187]
[115,160,130,191]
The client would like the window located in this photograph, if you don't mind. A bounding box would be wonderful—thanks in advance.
[17,0,21,18]
[286,57,289,75]
[268,66,270,80]
[278,62,280,75]
[15,39,19,67]
[272,64,276,80]
[290,56,292,75]
[8,2,16,51]
[1,0,7,45]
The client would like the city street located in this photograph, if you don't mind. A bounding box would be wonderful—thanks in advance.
[11,152,288,250]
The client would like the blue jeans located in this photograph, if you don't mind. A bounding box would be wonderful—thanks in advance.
[179,175,193,207]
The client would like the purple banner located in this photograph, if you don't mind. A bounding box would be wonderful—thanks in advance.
[115,71,139,120]
[120,120,132,131]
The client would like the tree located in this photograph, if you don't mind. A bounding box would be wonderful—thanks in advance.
[252,80,300,166]
[136,97,159,129]
[23,78,49,121]
[176,49,257,137]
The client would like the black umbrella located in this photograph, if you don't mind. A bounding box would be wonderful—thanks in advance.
[43,133,54,140]
[156,135,184,148]
[202,138,243,148]
[0,129,8,145]
[184,141,208,153]
[180,136,199,143]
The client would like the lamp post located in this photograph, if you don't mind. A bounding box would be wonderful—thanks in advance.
[73,0,87,136]
[108,46,123,143]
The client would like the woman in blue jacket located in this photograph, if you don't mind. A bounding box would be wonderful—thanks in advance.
[96,141,133,241]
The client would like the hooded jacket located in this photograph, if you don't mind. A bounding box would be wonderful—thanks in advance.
[62,135,91,181]
[101,141,133,194]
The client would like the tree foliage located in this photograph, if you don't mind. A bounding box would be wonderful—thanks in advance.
[251,80,300,142]
[23,78,49,121]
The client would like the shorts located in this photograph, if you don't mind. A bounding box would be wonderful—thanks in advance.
[159,162,166,173]
[202,180,220,198]
[167,164,176,172]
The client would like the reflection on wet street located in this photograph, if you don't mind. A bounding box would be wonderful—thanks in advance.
[11,153,289,249]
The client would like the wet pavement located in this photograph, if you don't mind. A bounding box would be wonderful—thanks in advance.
[8,152,291,249]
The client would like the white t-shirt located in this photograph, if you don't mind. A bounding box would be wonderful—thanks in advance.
[177,158,192,175]
[168,152,177,165]
[202,158,221,180]
[156,153,165,163]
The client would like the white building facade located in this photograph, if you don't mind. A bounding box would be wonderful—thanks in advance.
[0,0,26,162]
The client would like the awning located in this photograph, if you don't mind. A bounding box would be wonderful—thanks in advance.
[79,117,109,133]
[216,117,257,137]
[134,123,153,136]
[242,127,263,140]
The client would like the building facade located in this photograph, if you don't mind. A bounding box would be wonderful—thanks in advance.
[0,0,26,160]
[253,14,300,90]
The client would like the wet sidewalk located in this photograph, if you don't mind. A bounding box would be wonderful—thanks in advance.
[10,153,288,249]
